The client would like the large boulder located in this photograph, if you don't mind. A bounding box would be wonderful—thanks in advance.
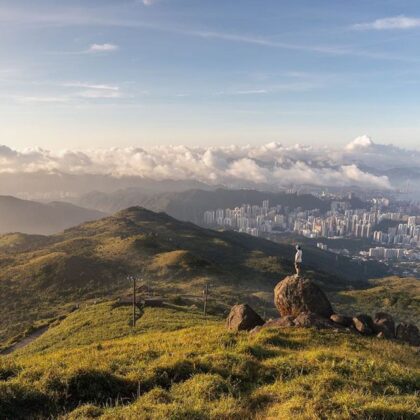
[352,314,375,335]
[395,323,420,346]
[373,312,395,339]
[274,276,333,318]
[226,304,265,332]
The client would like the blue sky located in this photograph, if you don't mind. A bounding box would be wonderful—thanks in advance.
[1,0,420,150]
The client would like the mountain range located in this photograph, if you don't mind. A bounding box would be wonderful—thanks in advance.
[0,196,106,234]
[74,188,365,225]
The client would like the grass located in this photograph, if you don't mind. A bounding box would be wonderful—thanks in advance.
[332,276,420,324]
[1,304,419,419]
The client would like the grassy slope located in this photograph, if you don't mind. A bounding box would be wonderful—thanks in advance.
[332,277,420,325]
[0,207,384,347]
[1,302,419,419]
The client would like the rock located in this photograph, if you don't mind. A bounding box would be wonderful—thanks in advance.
[274,276,333,318]
[249,325,263,335]
[373,312,395,339]
[330,313,353,327]
[352,314,375,335]
[376,331,386,339]
[395,323,420,346]
[265,316,296,328]
[294,312,336,329]
[226,304,265,332]
[249,316,295,334]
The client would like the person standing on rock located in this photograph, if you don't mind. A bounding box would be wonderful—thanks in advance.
[295,245,303,277]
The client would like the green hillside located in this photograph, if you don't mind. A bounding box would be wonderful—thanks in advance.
[332,277,420,325]
[1,302,419,419]
[0,207,385,348]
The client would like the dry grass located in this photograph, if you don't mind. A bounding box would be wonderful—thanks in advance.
[1,303,418,419]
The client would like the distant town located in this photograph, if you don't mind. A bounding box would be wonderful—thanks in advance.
[203,193,420,277]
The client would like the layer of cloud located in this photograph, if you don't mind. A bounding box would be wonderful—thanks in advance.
[353,16,420,30]
[2,136,416,190]
[88,43,119,53]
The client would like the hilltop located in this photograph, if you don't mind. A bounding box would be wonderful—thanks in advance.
[0,206,385,348]
[1,302,418,419]
[0,196,106,234]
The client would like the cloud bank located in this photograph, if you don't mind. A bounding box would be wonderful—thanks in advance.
[1,136,419,190]
[353,16,420,31]
[88,43,119,53]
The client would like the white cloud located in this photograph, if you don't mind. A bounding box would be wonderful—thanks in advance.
[88,43,119,53]
[142,0,158,5]
[0,7,416,62]
[78,89,121,99]
[2,137,416,190]
[345,134,374,151]
[353,16,420,30]
[62,82,119,91]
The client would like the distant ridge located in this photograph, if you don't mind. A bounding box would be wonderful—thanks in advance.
[0,195,107,234]
[76,188,363,224]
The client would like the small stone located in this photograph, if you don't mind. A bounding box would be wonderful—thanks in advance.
[395,323,420,346]
[330,313,353,327]
[373,312,395,339]
[352,314,375,335]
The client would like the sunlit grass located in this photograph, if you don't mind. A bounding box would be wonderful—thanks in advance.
[1,304,418,419]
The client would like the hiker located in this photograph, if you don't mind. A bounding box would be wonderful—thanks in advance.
[295,245,302,277]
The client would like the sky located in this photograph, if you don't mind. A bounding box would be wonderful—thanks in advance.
[1,0,420,150]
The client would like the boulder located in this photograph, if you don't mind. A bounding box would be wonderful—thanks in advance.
[249,316,295,334]
[226,304,265,332]
[352,314,375,335]
[274,276,333,318]
[294,312,336,329]
[395,323,420,346]
[265,316,296,328]
[330,313,353,327]
[373,312,395,339]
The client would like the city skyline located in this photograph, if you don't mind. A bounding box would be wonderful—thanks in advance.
[2,1,420,149]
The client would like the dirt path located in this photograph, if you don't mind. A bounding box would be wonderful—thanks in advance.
[1,326,49,356]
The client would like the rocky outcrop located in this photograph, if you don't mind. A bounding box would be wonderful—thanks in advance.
[228,276,419,348]
[274,276,333,318]
[395,323,420,346]
[226,304,265,332]
[373,312,395,339]
[330,314,353,327]
[352,314,375,335]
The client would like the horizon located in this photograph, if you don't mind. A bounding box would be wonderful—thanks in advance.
[1,0,420,149]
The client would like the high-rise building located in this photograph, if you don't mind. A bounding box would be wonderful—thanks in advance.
[203,211,215,225]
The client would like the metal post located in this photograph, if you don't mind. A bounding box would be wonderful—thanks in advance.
[203,283,209,317]
[132,276,137,328]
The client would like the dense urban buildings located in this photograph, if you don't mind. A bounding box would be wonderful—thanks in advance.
[203,196,420,269]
